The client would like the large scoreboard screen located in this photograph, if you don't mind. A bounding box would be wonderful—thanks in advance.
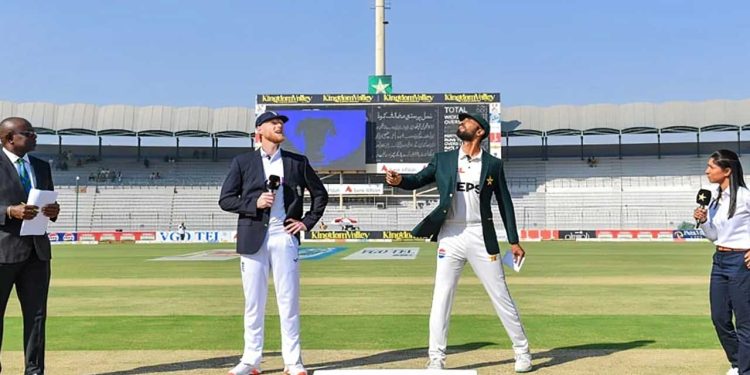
[256,93,501,172]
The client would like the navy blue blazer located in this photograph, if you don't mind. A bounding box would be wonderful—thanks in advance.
[219,149,328,255]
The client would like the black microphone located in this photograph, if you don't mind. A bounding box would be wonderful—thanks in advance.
[266,174,281,193]
[695,188,712,229]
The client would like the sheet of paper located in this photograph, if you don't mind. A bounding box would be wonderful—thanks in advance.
[20,189,59,236]
[502,250,525,272]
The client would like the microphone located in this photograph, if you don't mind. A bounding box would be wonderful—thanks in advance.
[695,188,712,229]
[266,174,281,193]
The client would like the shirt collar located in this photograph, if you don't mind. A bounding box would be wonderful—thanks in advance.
[718,187,731,198]
[459,148,482,162]
[259,147,282,161]
[2,147,30,165]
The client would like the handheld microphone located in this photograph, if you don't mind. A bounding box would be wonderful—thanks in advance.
[695,188,712,229]
[266,175,281,193]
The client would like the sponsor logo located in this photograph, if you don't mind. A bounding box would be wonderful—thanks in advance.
[309,231,370,240]
[343,247,420,260]
[158,231,220,243]
[444,93,498,103]
[673,229,705,239]
[559,230,596,240]
[48,232,79,242]
[382,93,435,103]
[438,248,446,259]
[322,94,375,103]
[381,231,424,241]
[259,94,312,104]
[457,182,481,194]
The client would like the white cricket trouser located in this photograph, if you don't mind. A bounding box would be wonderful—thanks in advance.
[240,225,303,368]
[429,223,529,361]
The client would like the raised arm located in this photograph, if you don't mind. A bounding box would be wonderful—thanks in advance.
[389,154,438,191]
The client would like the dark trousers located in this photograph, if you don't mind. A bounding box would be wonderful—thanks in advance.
[0,252,51,375]
[711,251,750,374]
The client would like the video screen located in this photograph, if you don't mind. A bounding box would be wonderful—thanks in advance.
[276,109,367,171]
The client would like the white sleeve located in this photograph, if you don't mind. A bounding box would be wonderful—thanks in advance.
[700,221,718,242]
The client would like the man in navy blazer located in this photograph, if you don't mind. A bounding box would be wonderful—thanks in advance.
[219,111,328,375]
[0,117,59,375]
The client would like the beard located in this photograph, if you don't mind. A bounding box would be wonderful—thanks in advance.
[456,128,475,141]
[263,132,286,144]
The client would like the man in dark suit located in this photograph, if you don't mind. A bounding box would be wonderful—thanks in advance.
[0,117,59,375]
[386,112,532,373]
[219,111,328,375]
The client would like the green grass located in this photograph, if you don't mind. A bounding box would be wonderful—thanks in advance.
[1,241,720,351]
[2,315,718,350]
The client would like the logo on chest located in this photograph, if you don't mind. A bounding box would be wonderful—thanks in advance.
[456,182,481,194]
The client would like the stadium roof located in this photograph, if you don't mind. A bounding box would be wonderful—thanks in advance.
[2,98,749,137]
[0,102,255,138]
[502,98,750,137]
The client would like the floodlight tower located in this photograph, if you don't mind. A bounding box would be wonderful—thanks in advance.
[375,0,387,75]
[370,0,392,93]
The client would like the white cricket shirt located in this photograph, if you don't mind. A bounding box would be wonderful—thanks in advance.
[260,147,285,228]
[445,149,483,225]
[701,186,750,248]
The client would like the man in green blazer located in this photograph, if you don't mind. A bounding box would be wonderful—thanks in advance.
[386,112,532,373]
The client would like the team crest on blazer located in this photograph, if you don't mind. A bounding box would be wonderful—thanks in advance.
[486,176,494,186]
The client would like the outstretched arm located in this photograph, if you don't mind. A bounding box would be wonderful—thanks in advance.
[386,154,437,191]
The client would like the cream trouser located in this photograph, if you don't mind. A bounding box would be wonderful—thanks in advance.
[429,223,529,360]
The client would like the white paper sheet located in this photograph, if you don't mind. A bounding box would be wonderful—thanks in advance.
[20,189,59,236]
[502,250,525,272]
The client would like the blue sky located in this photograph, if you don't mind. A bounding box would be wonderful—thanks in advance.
[1,0,748,109]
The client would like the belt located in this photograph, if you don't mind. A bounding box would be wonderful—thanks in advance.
[716,246,750,252]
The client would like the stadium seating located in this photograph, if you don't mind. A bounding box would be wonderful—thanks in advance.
[46,153,724,232]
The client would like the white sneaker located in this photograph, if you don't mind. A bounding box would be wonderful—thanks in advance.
[726,368,739,375]
[426,358,445,370]
[514,353,532,373]
[228,362,261,375]
[284,364,307,375]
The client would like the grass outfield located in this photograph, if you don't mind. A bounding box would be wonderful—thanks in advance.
[1,241,727,373]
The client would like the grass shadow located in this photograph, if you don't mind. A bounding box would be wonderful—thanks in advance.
[88,342,493,374]
[89,352,280,375]
[452,340,656,371]
[307,341,494,371]
[89,341,652,374]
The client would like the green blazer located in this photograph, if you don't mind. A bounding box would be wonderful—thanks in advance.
[398,149,519,255]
